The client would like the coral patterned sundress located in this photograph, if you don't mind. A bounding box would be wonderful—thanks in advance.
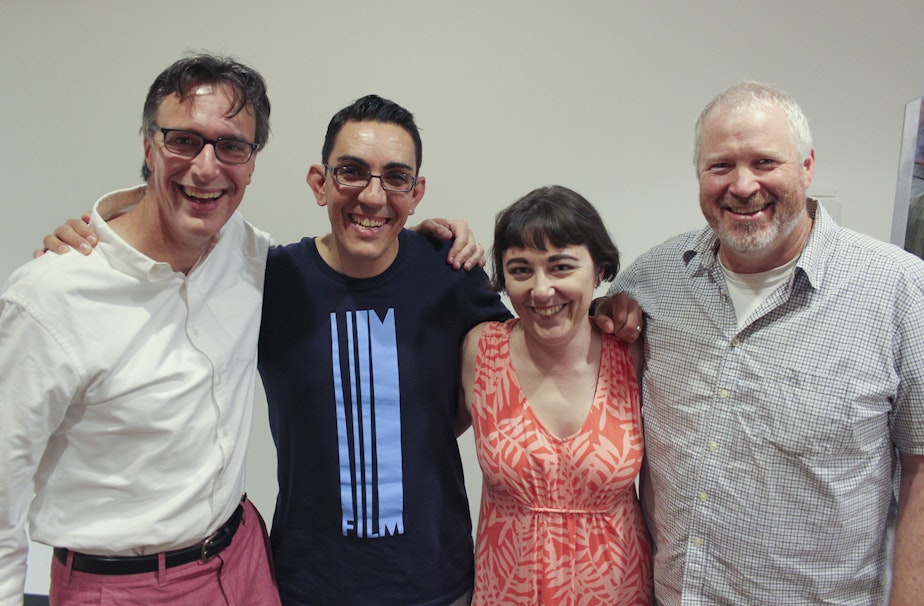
[470,320,652,605]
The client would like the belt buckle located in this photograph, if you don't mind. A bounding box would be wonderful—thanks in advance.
[199,528,223,562]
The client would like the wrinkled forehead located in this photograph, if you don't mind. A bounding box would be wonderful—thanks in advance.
[157,83,256,133]
[701,104,794,150]
[188,83,247,111]
[331,120,417,167]
[161,83,227,109]
[703,101,778,131]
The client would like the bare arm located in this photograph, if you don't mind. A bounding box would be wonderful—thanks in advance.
[890,453,924,605]
[591,292,644,344]
[455,322,489,437]
[412,218,485,271]
[629,337,645,389]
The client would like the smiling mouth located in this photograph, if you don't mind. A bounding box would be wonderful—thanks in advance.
[181,186,222,202]
[726,202,772,216]
[532,304,565,317]
[351,215,388,229]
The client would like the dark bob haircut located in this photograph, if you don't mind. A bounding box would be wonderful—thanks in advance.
[491,185,620,292]
[140,52,271,181]
[321,94,423,172]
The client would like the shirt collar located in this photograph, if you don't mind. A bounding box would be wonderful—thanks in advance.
[794,198,838,290]
[91,184,225,281]
[91,186,163,280]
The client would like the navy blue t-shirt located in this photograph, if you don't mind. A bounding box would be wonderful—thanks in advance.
[258,230,510,605]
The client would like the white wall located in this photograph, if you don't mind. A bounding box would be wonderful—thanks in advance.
[3,0,923,595]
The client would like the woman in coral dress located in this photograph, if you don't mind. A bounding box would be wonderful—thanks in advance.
[461,186,652,605]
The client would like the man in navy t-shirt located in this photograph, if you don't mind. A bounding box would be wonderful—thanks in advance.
[258,95,511,606]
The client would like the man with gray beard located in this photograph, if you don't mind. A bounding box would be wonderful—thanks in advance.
[596,81,924,605]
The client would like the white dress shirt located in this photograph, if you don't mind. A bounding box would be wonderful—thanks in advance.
[0,185,271,603]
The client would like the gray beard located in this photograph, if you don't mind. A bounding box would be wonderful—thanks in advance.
[709,194,802,257]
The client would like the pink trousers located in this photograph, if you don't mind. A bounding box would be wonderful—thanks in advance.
[49,500,280,605]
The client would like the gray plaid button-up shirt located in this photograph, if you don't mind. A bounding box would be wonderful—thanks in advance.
[613,200,924,605]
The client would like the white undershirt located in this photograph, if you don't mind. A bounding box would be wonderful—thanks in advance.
[718,254,799,329]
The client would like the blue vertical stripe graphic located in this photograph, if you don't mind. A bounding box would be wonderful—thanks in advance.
[332,309,405,538]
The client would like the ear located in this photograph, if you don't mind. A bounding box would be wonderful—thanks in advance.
[802,149,816,189]
[306,164,328,207]
[244,151,257,185]
[143,136,155,176]
[408,175,426,216]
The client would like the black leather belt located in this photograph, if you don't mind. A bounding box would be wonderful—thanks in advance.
[53,502,244,575]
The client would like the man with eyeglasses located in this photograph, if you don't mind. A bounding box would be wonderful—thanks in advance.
[35,86,644,604]
[256,94,512,605]
[0,57,483,604]
[0,52,281,605]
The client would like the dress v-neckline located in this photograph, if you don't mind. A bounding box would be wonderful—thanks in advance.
[505,323,606,442]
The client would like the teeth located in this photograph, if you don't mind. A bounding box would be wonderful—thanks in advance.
[534,304,564,317]
[183,187,221,200]
[352,216,386,229]
[729,204,770,215]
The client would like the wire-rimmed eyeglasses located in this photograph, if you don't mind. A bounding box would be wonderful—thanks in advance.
[324,164,417,193]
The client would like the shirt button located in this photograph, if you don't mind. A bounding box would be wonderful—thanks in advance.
[692,537,704,547]
[708,441,719,451]
[731,338,741,347]
[699,492,709,502]
[719,389,729,399]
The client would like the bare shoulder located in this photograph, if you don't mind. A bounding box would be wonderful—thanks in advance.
[462,321,492,361]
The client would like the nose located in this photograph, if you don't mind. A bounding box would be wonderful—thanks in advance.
[530,271,555,299]
[190,143,222,181]
[357,175,388,206]
[728,167,760,198]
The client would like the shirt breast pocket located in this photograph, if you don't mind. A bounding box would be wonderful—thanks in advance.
[737,369,850,458]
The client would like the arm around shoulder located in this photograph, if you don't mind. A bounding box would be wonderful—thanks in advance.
[592,292,644,343]
[412,218,485,270]
[38,215,98,257]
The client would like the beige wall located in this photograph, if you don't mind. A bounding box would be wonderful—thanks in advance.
[4,0,924,594]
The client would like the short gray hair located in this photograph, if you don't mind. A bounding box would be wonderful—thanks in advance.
[693,81,812,168]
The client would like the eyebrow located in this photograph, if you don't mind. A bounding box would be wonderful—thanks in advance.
[164,126,253,142]
[702,148,787,163]
[333,155,415,172]
[504,252,582,266]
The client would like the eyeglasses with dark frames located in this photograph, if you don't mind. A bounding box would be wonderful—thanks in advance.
[156,127,260,164]
[324,164,417,193]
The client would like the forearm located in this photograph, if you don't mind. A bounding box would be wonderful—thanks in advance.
[890,454,924,605]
